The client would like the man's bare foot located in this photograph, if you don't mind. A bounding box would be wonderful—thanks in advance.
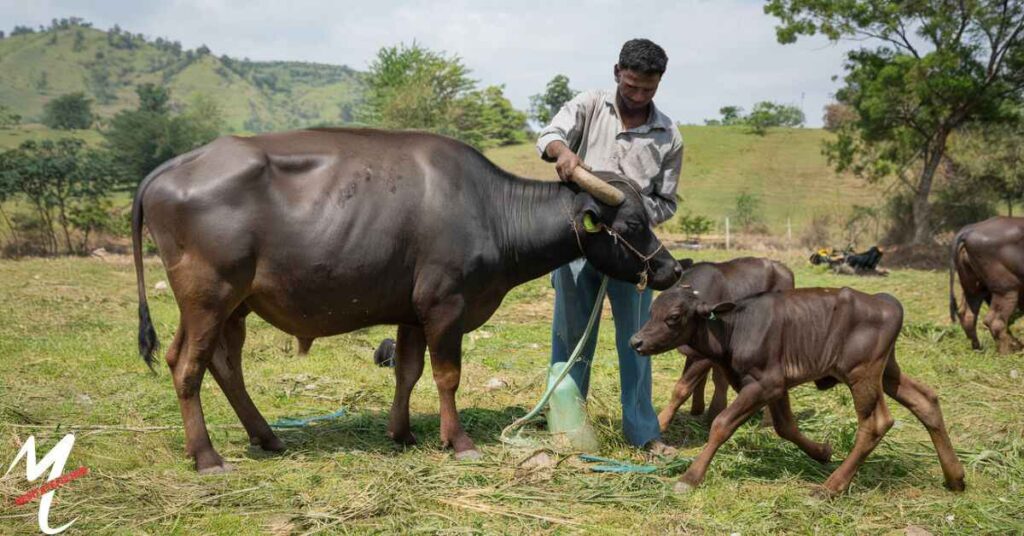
[644,439,678,459]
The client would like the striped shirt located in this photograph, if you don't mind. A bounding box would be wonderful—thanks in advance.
[536,89,683,225]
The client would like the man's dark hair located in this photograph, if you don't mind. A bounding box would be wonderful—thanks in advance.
[618,39,668,75]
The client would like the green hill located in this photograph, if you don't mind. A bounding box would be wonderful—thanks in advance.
[487,125,880,238]
[0,21,364,131]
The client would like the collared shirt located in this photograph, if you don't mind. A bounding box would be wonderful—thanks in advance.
[536,89,683,225]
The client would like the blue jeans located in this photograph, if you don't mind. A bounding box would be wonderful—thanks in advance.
[550,259,661,447]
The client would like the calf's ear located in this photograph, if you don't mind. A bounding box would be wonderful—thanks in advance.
[675,257,695,270]
[697,301,736,319]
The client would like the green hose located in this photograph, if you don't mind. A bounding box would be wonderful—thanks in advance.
[499,276,609,447]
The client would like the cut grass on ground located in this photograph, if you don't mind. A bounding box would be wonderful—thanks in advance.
[1,250,1022,534]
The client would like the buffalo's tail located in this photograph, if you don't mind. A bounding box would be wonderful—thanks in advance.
[949,228,969,324]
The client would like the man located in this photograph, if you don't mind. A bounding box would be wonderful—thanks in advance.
[537,38,683,454]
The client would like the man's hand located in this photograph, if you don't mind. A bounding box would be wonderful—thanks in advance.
[546,141,587,182]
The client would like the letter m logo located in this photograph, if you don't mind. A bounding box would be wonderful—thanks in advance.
[5,434,79,535]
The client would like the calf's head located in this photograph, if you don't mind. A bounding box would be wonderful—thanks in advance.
[573,172,681,291]
[629,283,734,355]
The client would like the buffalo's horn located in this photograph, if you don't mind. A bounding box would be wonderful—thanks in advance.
[572,167,625,206]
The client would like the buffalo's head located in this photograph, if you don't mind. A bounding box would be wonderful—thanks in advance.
[572,171,683,291]
[629,282,734,355]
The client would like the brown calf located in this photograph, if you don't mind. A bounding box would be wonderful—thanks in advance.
[632,286,965,496]
[659,257,794,431]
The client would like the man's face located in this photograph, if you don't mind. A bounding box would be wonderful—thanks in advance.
[614,66,661,112]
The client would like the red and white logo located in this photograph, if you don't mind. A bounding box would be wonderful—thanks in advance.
[6,434,89,535]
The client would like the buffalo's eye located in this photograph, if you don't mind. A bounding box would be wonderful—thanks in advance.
[666,313,681,325]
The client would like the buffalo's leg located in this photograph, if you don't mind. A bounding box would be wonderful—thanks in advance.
[675,381,768,492]
[958,291,985,351]
[296,337,313,356]
[706,364,729,421]
[423,303,478,459]
[687,357,710,416]
[882,357,965,491]
[167,308,231,474]
[984,291,1021,354]
[820,378,893,496]
[387,325,426,446]
[658,355,713,431]
[768,392,831,463]
[209,306,283,453]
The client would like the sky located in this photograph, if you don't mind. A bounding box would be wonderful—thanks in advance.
[0,0,861,127]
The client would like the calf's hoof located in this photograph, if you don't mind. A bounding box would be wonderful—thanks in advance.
[454,449,483,461]
[809,485,841,500]
[673,480,695,494]
[813,443,833,464]
[945,478,966,492]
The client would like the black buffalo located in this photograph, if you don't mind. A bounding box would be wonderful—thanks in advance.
[132,128,681,473]
[950,217,1024,354]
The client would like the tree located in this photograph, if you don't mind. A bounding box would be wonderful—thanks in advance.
[529,74,578,126]
[359,42,475,132]
[42,92,93,130]
[746,101,805,135]
[0,139,117,254]
[952,122,1024,215]
[0,104,20,129]
[822,101,858,132]
[137,83,170,113]
[719,105,745,125]
[359,42,526,149]
[104,86,225,186]
[766,0,1024,244]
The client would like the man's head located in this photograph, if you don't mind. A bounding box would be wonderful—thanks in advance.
[614,38,668,113]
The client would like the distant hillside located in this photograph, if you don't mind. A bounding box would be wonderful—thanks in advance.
[487,125,882,238]
[0,20,364,131]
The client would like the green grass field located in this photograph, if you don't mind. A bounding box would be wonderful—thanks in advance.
[489,126,881,238]
[1,250,1021,534]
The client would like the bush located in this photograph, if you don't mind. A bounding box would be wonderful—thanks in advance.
[800,212,832,248]
[42,92,93,130]
[733,190,767,233]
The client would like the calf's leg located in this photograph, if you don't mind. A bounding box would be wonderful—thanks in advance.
[296,337,313,356]
[706,365,730,421]
[387,325,427,446]
[208,306,283,453]
[658,355,713,431]
[882,358,966,491]
[768,392,830,463]
[675,381,769,493]
[820,379,893,496]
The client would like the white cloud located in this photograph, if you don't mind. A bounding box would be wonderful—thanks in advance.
[0,0,860,126]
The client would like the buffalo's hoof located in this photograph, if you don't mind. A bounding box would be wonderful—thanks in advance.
[673,480,695,494]
[252,435,286,453]
[388,430,418,446]
[454,449,483,461]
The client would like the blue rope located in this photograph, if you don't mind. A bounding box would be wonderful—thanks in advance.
[270,408,347,428]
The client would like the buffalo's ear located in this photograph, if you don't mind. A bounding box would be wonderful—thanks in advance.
[574,192,605,227]
[675,257,695,270]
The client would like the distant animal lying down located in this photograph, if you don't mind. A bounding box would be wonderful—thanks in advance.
[658,257,794,430]
[631,285,966,496]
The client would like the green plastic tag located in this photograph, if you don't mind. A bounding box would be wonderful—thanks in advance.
[583,213,600,233]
